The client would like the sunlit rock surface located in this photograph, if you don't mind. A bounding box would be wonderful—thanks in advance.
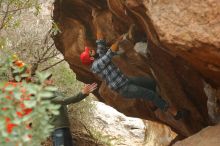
[53,0,220,137]
[78,101,177,146]
[174,124,220,146]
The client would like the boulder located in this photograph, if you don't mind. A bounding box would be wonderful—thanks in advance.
[53,0,220,137]
[174,124,220,146]
[70,101,177,146]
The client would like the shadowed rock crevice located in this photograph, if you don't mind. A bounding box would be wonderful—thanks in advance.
[53,0,220,138]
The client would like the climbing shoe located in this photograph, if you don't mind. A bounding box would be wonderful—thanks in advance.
[174,108,190,120]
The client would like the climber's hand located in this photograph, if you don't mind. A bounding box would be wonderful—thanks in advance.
[82,83,97,95]
[110,34,125,52]
[96,29,104,40]
[110,41,120,52]
[116,34,124,42]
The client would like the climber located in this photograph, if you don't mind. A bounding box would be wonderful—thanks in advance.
[80,18,189,120]
[44,75,97,146]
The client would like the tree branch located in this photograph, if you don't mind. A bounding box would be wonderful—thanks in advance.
[40,59,64,72]
[0,2,10,30]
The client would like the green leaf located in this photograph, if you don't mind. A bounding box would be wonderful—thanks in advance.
[1,130,8,137]
[44,86,57,91]
[4,85,15,91]
[36,72,52,83]
[38,91,53,98]
[0,120,4,129]
[34,4,41,16]
[24,100,37,108]
[24,84,38,95]
[21,114,32,122]
[21,73,30,78]
[0,82,6,88]
[14,118,23,125]
[14,91,22,100]
[48,104,60,110]
[51,110,59,115]
[15,75,21,82]
[22,135,31,142]
[51,21,61,36]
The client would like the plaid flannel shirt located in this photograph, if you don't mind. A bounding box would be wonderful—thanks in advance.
[91,39,128,90]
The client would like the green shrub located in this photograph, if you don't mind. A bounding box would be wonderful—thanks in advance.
[0,57,60,146]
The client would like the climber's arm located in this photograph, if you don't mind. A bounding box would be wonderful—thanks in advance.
[96,29,108,56]
[51,92,87,105]
[91,49,116,73]
[96,29,104,40]
[51,83,97,105]
[92,34,124,73]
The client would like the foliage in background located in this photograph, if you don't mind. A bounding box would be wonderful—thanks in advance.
[0,57,60,146]
[0,0,39,57]
[0,1,62,145]
[48,61,83,95]
[1,0,116,145]
[0,0,61,75]
[0,0,40,30]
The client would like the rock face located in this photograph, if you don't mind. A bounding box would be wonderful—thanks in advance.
[71,101,177,146]
[173,124,220,146]
[53,0,220,137]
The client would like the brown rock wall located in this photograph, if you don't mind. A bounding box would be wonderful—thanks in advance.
[53,0,220,137]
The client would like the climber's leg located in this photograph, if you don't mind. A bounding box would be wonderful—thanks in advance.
[119,83,168,111]
[119,82,190,119]
[52,128,74,146]
[127,76,160,111]
[128,76,157,92]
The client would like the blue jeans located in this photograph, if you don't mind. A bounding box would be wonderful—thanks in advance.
[119,76,168,111]
[52,128,75,146]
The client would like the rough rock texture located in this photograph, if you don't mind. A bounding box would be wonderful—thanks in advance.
[53,0,220,137]
[204,82,220,123]
[70,101,177,146]
[173,124,220,146]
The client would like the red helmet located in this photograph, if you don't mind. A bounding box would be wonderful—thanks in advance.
[80,47,94,65]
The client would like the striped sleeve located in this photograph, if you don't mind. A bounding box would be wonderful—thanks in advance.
[91,49,115,73]
[96,39,107,56]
